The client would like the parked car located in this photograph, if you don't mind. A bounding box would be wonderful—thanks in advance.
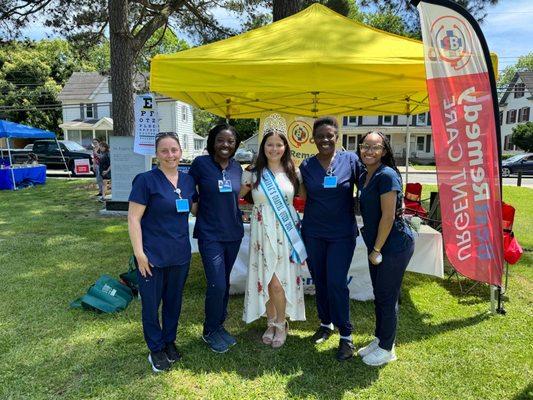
[502,153,533,177]
[234,148,254,164]
[9,140,93,176]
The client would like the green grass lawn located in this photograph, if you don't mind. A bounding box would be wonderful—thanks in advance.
[0,179,531,400]
[411,164,436,171]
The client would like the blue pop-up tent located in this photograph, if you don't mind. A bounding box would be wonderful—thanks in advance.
[0,120,56,139]
[0,120,68,190]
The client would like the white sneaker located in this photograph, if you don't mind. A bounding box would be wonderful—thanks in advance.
[362,346,397,366]
[357,337,380,357]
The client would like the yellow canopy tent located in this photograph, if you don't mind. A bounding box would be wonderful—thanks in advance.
[150,3,431,118]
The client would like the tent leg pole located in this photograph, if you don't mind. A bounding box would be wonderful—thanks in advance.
[405,115,411,184]
[490,285,496,314]
[55,138,71,179]
[496,285,506,314]
[6,138,16,190]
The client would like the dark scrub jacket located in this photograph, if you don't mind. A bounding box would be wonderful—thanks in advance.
[300,151,362,239]
[188,155,244,242]
[128,168,198,267]
[358,164,414,254]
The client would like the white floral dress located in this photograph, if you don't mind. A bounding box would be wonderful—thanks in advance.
[242,170,306,323]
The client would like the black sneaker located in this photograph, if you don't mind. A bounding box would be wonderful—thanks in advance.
[336,339,355,361]
[311,326,334,344]
[148,350,171,372]
[164,342,182,363]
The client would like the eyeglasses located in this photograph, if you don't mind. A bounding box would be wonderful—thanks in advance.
[359,143,384,152]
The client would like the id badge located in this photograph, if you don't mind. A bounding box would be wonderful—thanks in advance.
[218,179,232,193]
[176,199,190,213]
[323,175,338,188]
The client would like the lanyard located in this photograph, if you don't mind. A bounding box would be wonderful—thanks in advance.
[325,151,337,176]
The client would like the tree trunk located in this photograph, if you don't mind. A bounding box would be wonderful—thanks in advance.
[273,0,301,22]
[109,0,135,136]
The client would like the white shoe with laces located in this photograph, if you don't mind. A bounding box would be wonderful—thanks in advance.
[362,346,397,366]
[357,337,380,357]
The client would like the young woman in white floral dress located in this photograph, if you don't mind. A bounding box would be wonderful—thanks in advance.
[240,130,306,348]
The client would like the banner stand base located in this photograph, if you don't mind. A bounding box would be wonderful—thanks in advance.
[490,285,506,315]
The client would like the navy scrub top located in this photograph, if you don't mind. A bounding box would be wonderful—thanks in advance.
[300,151,362,239]
[128,168,198,268]
[188,155,244,242]
[359,164,414,254]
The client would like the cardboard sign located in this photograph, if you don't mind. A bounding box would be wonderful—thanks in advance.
[74,159,91,175]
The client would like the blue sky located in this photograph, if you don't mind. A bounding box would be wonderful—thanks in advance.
[23,0,532,71]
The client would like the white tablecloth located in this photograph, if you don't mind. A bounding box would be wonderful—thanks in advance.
[189,220,443,301]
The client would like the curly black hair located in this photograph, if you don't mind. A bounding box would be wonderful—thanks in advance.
[206,123,239,157]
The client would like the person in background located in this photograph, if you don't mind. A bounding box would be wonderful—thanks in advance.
[128,132,198,372]
[299,116,362,361]
[240,130,306,348]
[91,139,104,197]
[356,131,415,366]
[98,142,111,202]
[188,124,244,354]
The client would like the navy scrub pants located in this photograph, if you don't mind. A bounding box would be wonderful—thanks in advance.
[198,239,242,335]
[368,242,415,351]
[303,235,356,337]
[137,263,190,352]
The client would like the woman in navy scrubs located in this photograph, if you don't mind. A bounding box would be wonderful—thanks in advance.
[356,131,414,366]
[300,116,362,361]
[188,124,244,353]
[128,132,198,373]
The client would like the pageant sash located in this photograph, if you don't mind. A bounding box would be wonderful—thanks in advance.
[260,169,307,264]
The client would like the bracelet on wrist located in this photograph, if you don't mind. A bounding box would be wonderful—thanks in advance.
[373,247,381,253]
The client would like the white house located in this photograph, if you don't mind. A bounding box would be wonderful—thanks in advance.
[340,113,434,164]
[241,113,433,164]
[498,71,532,152]
[58,71,205,160]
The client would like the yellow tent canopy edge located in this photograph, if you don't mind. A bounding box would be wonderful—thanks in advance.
[150,3,498,119]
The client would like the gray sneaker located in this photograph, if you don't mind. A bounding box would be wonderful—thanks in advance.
[202,330,229,353]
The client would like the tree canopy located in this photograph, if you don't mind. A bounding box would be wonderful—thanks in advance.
[498,53,533,88]
[511,122,533,153]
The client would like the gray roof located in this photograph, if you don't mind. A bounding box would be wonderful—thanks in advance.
[59,71,149,101]
[58,72,107,101]
[500,71,533,104]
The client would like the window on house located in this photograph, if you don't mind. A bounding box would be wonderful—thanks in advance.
[86,104,95,119]
[382,115,393,125]
[68,130,81,144]
[518,107,530,122]
[182,134,188,149]
[425,135,431,153]
[416,136,425,151]
[507,109,517,124]
[194,139,204,150]
[514,82,525,98]
[504,135,510,150]
[348,116,358,125]
[499,111,503,126]
[181,106,188,122]
[81,131,93,149]
[346,136,357,151]
[416,113,427,126]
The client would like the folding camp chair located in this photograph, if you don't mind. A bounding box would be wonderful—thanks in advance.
[404,183,428,218]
